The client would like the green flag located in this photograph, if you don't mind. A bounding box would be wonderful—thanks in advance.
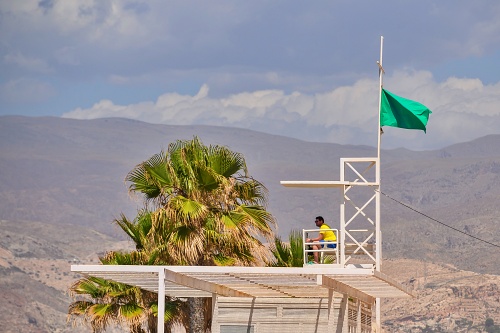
[380,89,432,132]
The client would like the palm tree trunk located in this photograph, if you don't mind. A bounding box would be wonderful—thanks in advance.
[188,297,207,333]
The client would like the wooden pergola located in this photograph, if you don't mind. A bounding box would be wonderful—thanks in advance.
[71,264,413,332]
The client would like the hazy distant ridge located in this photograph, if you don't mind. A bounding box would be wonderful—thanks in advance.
[1,116,500,275]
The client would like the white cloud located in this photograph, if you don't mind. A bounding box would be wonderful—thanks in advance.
[3,0,500,149]
[0,0,152,48]
[3,0,498,83]
[62,70,500,150]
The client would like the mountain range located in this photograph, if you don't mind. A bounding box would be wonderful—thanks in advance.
[2,115,499,273]
[1,115,499,332]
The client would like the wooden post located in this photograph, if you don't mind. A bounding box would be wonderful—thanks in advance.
[327,289,336,333]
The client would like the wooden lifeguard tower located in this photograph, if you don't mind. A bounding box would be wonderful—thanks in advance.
[71,37,414,333]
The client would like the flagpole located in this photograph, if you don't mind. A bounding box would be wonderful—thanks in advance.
[375,35,384,333]
[375,36,383,272]
[377,36,384,160]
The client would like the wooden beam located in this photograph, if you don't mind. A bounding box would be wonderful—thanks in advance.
[373,270,416,297]
[321,275,375,305]
[164,270,253,298]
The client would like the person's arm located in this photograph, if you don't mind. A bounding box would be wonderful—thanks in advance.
[306,233,324,243]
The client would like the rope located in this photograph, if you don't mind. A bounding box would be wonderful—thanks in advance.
[379,190,500,249]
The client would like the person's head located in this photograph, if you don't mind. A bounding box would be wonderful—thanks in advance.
[314,216,324,227]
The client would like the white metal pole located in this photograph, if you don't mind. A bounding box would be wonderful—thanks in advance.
[375,35,383,271]
[375,35,384,333]
[340,159,346,267]
[158,268,165,333]
[376,298,381,332]
[377,35,384,161]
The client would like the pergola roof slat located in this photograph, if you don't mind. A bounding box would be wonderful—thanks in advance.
[72,265,413,301]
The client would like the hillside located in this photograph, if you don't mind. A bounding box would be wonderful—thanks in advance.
[381,259,500,332]
[1,116,499,274]
[1,116,500,332]
[0,218,131,333]
[1,219,498,332]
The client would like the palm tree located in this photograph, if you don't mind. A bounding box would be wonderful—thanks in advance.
[126,137,274,266]
[266,229,304,267]
[68,273,187,333]
[69,211,188,333]
[125,136,276,332]
[68,275,145,333]
[267,229,336,267]
[69,137,275,333]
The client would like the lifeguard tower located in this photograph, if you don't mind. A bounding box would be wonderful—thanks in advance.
[71,37,414,332]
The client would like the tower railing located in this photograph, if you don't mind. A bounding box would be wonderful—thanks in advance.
[303,228,339,265]
[281,157,380,270]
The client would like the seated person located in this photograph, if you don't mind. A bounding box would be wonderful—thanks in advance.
[306,216,337,263]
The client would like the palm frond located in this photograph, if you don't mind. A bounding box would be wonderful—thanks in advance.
[114,214,142,247]
[100,251,142,265]
[220,213,238,228]
[126,151,175,202]
[88,303,116,333]
[126,163,162,199]
[233,180,268,205]
[155,223,205,265]
[119,302,144,320]
[268,236,291,267]
[237,205,275,235]
[206,145,247,178]
[150,298,188,324]
[168,196,208,221]
[212,254,236,266]
[68,300,94,315]
[288,229,305,267]
[70,278,107,299]
[266,229,304,267]
[89,303,115,317]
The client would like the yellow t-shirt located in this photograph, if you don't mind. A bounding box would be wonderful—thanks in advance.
[320,224,336,242]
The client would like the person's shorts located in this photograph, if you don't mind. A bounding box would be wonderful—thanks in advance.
[320,240,336,249]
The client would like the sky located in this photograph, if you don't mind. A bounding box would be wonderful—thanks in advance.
[1,1,500,150]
